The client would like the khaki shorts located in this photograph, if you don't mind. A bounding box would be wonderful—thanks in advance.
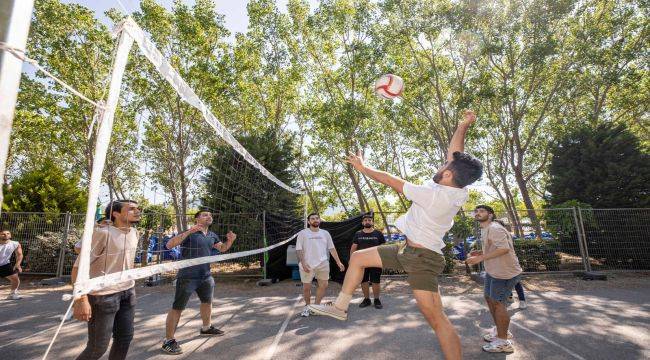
[377,244,445,292]
[299,262,330,283]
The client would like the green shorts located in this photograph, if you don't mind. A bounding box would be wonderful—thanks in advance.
[377,244,445,292]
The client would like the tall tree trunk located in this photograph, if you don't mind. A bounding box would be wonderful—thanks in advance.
[327,176,348,214]
[297,168,320,214]
[361,173,389,228]
[513,170,542,239]
[345,163,367,213]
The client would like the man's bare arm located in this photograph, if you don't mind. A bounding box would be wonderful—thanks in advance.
[347,153,406,193]
[447,110,476,162]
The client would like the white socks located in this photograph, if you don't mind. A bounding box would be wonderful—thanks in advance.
[201,325,212,331]
[333,292,353,311]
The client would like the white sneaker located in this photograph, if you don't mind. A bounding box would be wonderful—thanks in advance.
[6,292,22,300]
[519,301,527,309]
[308,303,348,321]
[300,306,311,317]
[483,326,513,342]
[482,339,514,353]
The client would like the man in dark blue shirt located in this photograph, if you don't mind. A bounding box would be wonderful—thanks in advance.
[161,210,236,355]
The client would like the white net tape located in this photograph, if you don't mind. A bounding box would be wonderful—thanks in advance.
[71,233,297,298]
[119,18,302,194]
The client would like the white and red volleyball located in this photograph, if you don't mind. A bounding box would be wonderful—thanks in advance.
[374,74,404,100]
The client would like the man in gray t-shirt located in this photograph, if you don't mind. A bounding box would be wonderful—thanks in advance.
[162,210,236,355]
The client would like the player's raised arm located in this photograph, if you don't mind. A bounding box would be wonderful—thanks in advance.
[447,110,477,162]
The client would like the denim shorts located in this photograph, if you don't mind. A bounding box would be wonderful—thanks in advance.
[484,273,521,303]
[172,276,215,310]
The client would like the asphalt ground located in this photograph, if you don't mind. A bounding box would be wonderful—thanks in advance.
[1,273,649,360]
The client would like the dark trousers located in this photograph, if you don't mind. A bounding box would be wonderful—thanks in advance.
[76,288,136,360]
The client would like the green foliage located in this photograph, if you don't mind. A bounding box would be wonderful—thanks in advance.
[3,161,86,213]
[514,240,561,272]
[547,123,650,208]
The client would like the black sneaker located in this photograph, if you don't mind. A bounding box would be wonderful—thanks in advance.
[200,325,225,336]
[374,298,383,309]
[359,298,372,308]
[162,339,182,355]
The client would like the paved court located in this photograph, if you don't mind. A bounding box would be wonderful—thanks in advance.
[1,273,649,359]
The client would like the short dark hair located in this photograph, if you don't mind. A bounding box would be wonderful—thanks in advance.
[104,200,137,222]
[447,152,483,187]
[194,210,212,219]
[475,204,495,220]
[307,212,320,221]
[361,214,374,221]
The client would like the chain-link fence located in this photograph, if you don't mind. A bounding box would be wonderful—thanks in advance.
[0,211,270,278]
[1,208,648,277]
[373,208,650,275]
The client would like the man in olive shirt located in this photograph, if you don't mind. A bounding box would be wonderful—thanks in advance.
[350,214,385,309]
[467,205,522,354]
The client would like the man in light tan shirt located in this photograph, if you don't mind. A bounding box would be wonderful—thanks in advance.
[71,200,141,360]
[467,205,522,354]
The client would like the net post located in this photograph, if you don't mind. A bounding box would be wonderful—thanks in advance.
[262,210,267,279]
[74,25,134,298]
[55,212,72,278]
[0,0,34,216]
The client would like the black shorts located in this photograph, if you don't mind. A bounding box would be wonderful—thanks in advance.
[0,263,17,278]
[362,267,382,284]
[172,277,215,310]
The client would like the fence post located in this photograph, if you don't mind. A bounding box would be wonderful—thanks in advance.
[262,210,267,279]
[572,207,591,272]
[576,207,592,272]
[55,212,72,278]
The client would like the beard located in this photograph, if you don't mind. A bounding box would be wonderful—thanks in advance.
[310,222,320,228]
[362,224,373,228]
[433,171,443,183]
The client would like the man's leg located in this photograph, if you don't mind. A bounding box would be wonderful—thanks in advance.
[165,309,183,340]
[166,279,193,340]
[7,273,19,292]
[371,283,380,299]
[76,294,119,360]
[302,282,312,305]
[108,290,135,360]
[361,282,370,299]
[315,279,328,304]
[412,290,462,360]
[196,277,216,330]
[493,300,510,340]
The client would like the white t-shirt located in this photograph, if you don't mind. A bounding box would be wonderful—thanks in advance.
[295,228,335,269]
[395,180,469,254]
[0,240,19,266]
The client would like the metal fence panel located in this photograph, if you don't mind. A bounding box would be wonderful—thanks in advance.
[580,208,650,270]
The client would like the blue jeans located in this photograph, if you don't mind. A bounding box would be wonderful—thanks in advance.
[484,273,521,303]
[76,288,136,360]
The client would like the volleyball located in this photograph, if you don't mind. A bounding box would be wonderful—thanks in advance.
[374,74,404,99]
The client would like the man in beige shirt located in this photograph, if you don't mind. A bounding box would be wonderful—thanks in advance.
[71,200,141,360]
[467,205,522,354]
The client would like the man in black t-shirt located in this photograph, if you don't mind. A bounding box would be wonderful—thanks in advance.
[351,214,386,309]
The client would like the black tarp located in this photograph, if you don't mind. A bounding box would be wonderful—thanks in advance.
[265,213,366,283]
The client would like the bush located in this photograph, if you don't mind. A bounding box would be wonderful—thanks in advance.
[514,240,561,271]
[442,243,456,274]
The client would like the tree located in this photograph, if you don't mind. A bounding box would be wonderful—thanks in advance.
[547,123,649,208]
[2,160,87,213]
[124,0,233,230]
[11,0,140,199]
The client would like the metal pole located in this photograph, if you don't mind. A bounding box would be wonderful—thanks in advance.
[56,212,72,278]
[572,207,591,272]
[262,210,267,279]
[576,207,592,272]
[0,0,35,216]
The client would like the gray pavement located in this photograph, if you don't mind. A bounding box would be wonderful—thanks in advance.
[1,274,648,359]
